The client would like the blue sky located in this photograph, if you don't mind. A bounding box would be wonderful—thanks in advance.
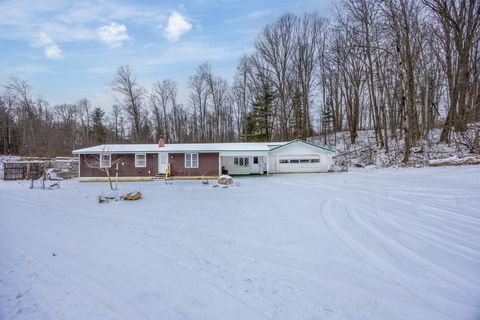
[0,0,333,109]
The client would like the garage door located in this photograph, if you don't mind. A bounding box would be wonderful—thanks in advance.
[277,155,321,173]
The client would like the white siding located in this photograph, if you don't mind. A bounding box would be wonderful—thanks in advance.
[221,156,252,175]
[221,156,268,175]
[268,142,332,173]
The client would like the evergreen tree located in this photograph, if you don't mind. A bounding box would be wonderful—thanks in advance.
[243,85,274,142]
[91,107,106,144]
[322,105,333,145]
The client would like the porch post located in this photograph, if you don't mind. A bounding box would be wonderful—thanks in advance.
[218,153,222,176]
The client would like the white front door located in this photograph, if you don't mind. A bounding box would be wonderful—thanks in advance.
[252,156,260,173]
[159,153,168,173]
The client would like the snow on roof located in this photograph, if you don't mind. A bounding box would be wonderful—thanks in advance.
[270,139,336,153]
[72,142,288,154]
[3,160,46,164]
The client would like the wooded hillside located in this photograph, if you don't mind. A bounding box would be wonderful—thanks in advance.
[1,0,479,160]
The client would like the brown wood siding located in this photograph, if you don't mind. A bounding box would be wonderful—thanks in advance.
[169,153,219,177]
[80,153,158,177]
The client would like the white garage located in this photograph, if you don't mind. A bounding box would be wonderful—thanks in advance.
[268,140,334,173]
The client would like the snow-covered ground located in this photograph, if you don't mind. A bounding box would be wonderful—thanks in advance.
[1,167,479,320]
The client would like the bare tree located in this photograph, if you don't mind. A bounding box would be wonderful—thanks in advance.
[76,98,91,146]
[232,56,253,140]
[83,152,124,190]
[109,104,122,142]
[151,80,170,142]
[0,89,18,154]
[424,0,480,141]
[255,14,298,140]
[112,65,146,143]
[5,77,38,155]
[53,103,78,153]
[189,64,210,142]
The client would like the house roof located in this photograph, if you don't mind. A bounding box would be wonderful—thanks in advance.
[72,142,288,154]
[269,139,336,153]
[72,140,335,154]
[3,160,46,164]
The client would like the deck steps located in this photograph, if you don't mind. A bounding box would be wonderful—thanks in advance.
[154,173,167,181]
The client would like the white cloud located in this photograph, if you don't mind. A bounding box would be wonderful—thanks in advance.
[37,32,63,59]
[164,11,191,42]
[0,0,164,43]
[44,44,63,59]
[38,32,53,46]
[98,22,131,47]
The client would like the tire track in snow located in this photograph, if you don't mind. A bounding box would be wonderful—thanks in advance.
[319,183,480,245]
[408,204,480,244]
[347,204,479,304]
[276,178,477,296]
[320,198,454,320]
[369,199,480,263]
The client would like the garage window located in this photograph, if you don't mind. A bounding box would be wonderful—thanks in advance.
[279,158,320,164]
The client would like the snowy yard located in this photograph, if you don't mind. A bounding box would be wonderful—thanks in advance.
[1,167,480,320]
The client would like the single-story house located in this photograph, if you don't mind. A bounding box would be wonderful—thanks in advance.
[72,139,334,181]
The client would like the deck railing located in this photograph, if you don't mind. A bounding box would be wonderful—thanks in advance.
[166,163,172,179]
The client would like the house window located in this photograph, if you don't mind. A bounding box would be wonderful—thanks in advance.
[100,154,111,168]
[234,157,249,167]
[300,159,310,163]
[185,153,198,168]
[135,154,146,167]
[311,158,320,163]
[279,159,288,164]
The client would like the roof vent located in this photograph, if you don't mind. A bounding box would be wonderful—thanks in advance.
[158,139,165,147]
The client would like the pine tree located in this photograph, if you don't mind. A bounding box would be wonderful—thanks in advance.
[91,107,106,144]
[243,85,274,142]
[242,112,256,142]
[322,105,333,145]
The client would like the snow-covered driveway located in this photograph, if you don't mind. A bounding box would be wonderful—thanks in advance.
[1,167,479,320]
